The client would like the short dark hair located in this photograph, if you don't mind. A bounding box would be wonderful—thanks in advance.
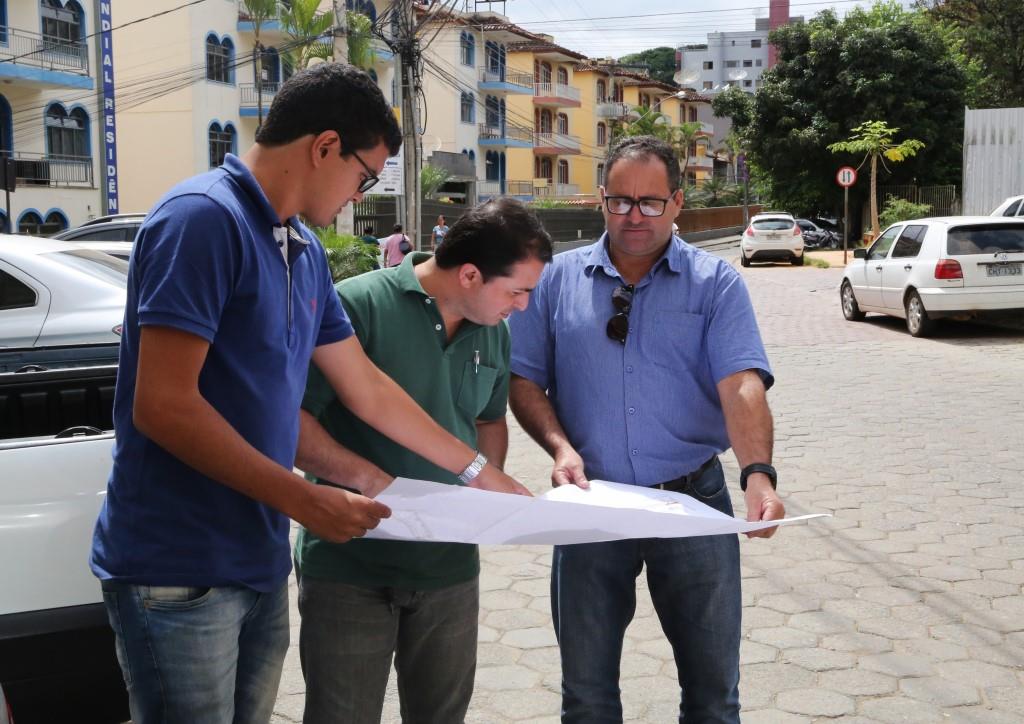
[604,135,681,192]
[434,197,553,280]
[256,63,402,157]
[393,224,403,233]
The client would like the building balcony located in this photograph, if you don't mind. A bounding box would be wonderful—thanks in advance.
[1,151,93,188]
[239,82,279,116]
[535,182,580,198]
[479,69,533,94]
[533,132,581,155]
[596,101,631,119]
[478,123,533,148]
[0,26,92,89]
[695,121,714,136]
[687,154,714,170]
[479,179,535,199]
[533,82,581,108]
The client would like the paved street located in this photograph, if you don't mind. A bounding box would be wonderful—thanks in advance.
[274,255,1024,723]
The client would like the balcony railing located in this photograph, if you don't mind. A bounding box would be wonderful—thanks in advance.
[479,69,534,91]
[506,180,534,196]
[596,101,631,119]
[1,151,93,187]
[478,180,501,197]
[534,132,581,153]
[534,82,581,103]
[535,183,580,198]
[696,121,714,135]
[0,26,89,76]
[240,82,280,108]
[478,123,533,145]
[687,154,714,169]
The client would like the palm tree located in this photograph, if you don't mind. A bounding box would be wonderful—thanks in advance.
[280,0,333,71]
[716,131,744,184]
[345,9,375,70]
[617,105,702,188]
[827,120,925,238]
[241,0,277,126]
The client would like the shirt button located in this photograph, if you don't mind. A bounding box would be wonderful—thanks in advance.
[425,298,432,305]
[631,449,639,456]
[435,324,442,331]
[626,366,634,373]
[628,407,635,414]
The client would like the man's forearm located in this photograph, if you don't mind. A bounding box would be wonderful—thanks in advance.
[475,417,509,470]
[717,369,774,467]
[295,410,391,495]
[508,375,573,458]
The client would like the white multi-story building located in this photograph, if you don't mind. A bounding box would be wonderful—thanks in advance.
[0,0,106,233]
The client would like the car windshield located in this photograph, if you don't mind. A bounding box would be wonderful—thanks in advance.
[946,225,1024,255]
[753,219,793,230]
[43,249,129,287]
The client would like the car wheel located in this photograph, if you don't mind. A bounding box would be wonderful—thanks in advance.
[791,254,805,266]
[904,290,935,337]
[828,235,839,250]
[740,251,751,267]
[841,280,865,321]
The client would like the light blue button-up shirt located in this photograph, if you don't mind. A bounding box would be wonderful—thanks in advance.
[510,234,773,486]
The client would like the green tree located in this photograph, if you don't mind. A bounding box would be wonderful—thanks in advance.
[878,195,932,228]
[828,120,925,237]
[315,226,378,281]
[614,105,703,182]
[616,47,677,85]
[420,164,451,199]
[281,0,333,71]
[346,9,375,70]
[918,0,1024,106]
[743,2,967,219]
[711,86,754,133]
[241,0,277,126]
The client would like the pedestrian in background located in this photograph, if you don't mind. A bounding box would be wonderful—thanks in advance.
[509,135,785,723]
[360,224,381,269]
[383,223,412,267]
[431,214,450,250]
[295,197,549,724]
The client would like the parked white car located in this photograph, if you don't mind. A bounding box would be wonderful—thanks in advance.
[840,216,1024,336]
[740,212,804,267]
[0,236,127,348]
[991,195,1024,218]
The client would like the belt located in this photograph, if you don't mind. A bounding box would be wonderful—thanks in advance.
[649,456,718,493]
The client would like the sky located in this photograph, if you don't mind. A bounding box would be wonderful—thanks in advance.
[470,0,916,59]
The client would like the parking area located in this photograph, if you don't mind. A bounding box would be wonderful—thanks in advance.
[274,259,1024,723]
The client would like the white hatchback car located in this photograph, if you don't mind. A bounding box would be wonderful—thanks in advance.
[991,195,1024,218]
[840,216,1024,336]
[741,212,804,267]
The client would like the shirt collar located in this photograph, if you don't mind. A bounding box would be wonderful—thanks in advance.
[394,251,433,295]
[583,232,686,282]
[222,153,306,239]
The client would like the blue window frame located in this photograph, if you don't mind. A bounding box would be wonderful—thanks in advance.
[460,32,475,67]
[45,102,88,157]
[208,121,236,168]
[460,92,474,123]
[206,33,234,84]
[0,1,8,44]
[41,0,83,43]
[0,94,11,153]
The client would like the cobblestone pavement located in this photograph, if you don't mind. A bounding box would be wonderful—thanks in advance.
[274,258,1024,723]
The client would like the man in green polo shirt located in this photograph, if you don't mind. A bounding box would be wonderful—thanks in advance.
[294,197,553,724]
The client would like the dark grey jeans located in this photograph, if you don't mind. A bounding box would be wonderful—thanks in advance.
[297,575,479,724]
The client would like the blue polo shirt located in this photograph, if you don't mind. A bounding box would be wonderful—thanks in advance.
[510,234,772,486]
[91,154,353,592]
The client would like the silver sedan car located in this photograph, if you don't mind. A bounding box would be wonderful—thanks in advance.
[0,236,127,347]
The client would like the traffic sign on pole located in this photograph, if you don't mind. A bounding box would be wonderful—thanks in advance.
[836,166,857,188]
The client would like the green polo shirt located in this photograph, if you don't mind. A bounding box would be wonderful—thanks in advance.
[295,252,510,589]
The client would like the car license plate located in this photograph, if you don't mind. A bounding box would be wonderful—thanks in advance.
[987,263,1022,277]
[768,233,781,240]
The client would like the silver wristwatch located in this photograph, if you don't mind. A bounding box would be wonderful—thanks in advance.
[458,452,488,483]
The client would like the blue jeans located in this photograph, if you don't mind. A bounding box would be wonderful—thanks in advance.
[100,581,289,724]
[298,575,479,724]
[551,458,741,723]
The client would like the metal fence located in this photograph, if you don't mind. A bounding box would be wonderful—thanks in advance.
[1,151,93,187]
[0,26,89,75]
[878,184,961,217]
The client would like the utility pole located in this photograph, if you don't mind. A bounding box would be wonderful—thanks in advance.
[332,1,355,235]
[396,0,421,249]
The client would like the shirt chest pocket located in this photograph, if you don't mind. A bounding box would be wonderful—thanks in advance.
[643,311,707,371]
[456,361,498,419]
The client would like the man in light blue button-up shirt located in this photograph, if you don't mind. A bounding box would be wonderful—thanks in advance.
[510,136,786,723]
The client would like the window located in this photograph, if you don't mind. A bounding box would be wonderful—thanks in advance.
[596,79,606,102]
[18,210,44,235]
[751,39,762,48]
[260,47,281,85]
[867,226,900,260]
[688,107,697,122]
[596,122,606,146]
[536,157,552,181]
[485,150,499,181]
[725,60,738,68]
[45,104,88,157]
[596,163,604,186]
[41,0,82,44]
[485,40,502,75]
[755,59,762,67]
[43,210,68,234]
[0,2,7,44]
[208,122,235,168]
[557,113,568,135]
[485,95,500,128]
[743,80,752,87]
[686,171,697,186]
[703,61,713,70]
[537,109,552,134]
[535,61,552,84]
[557,160,569,185]
[460,92,475,123]
[743,59,753,67]
[557,67,568,86]
[892,225,927,258]
[0,270,36,310]
[205,34,233,84]
[702,81,713,90]
[460,32,475,66]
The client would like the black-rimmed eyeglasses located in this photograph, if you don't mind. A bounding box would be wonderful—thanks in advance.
[346,147,380,193]
[606,284,634,344]
[604,196,671,217]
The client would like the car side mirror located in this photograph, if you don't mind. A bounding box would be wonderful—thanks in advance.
[853,248,867,259]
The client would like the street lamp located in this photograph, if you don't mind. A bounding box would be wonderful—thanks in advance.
[626,90,687,124]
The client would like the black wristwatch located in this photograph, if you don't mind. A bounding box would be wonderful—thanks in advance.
[740,463,777,491]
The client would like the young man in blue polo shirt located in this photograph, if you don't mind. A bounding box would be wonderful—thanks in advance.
[509,136,786,723]
[90,63,528,724]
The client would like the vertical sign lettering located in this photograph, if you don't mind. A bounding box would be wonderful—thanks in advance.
[99,2,118,213]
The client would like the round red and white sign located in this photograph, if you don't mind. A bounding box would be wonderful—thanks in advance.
[836,166,857,187]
